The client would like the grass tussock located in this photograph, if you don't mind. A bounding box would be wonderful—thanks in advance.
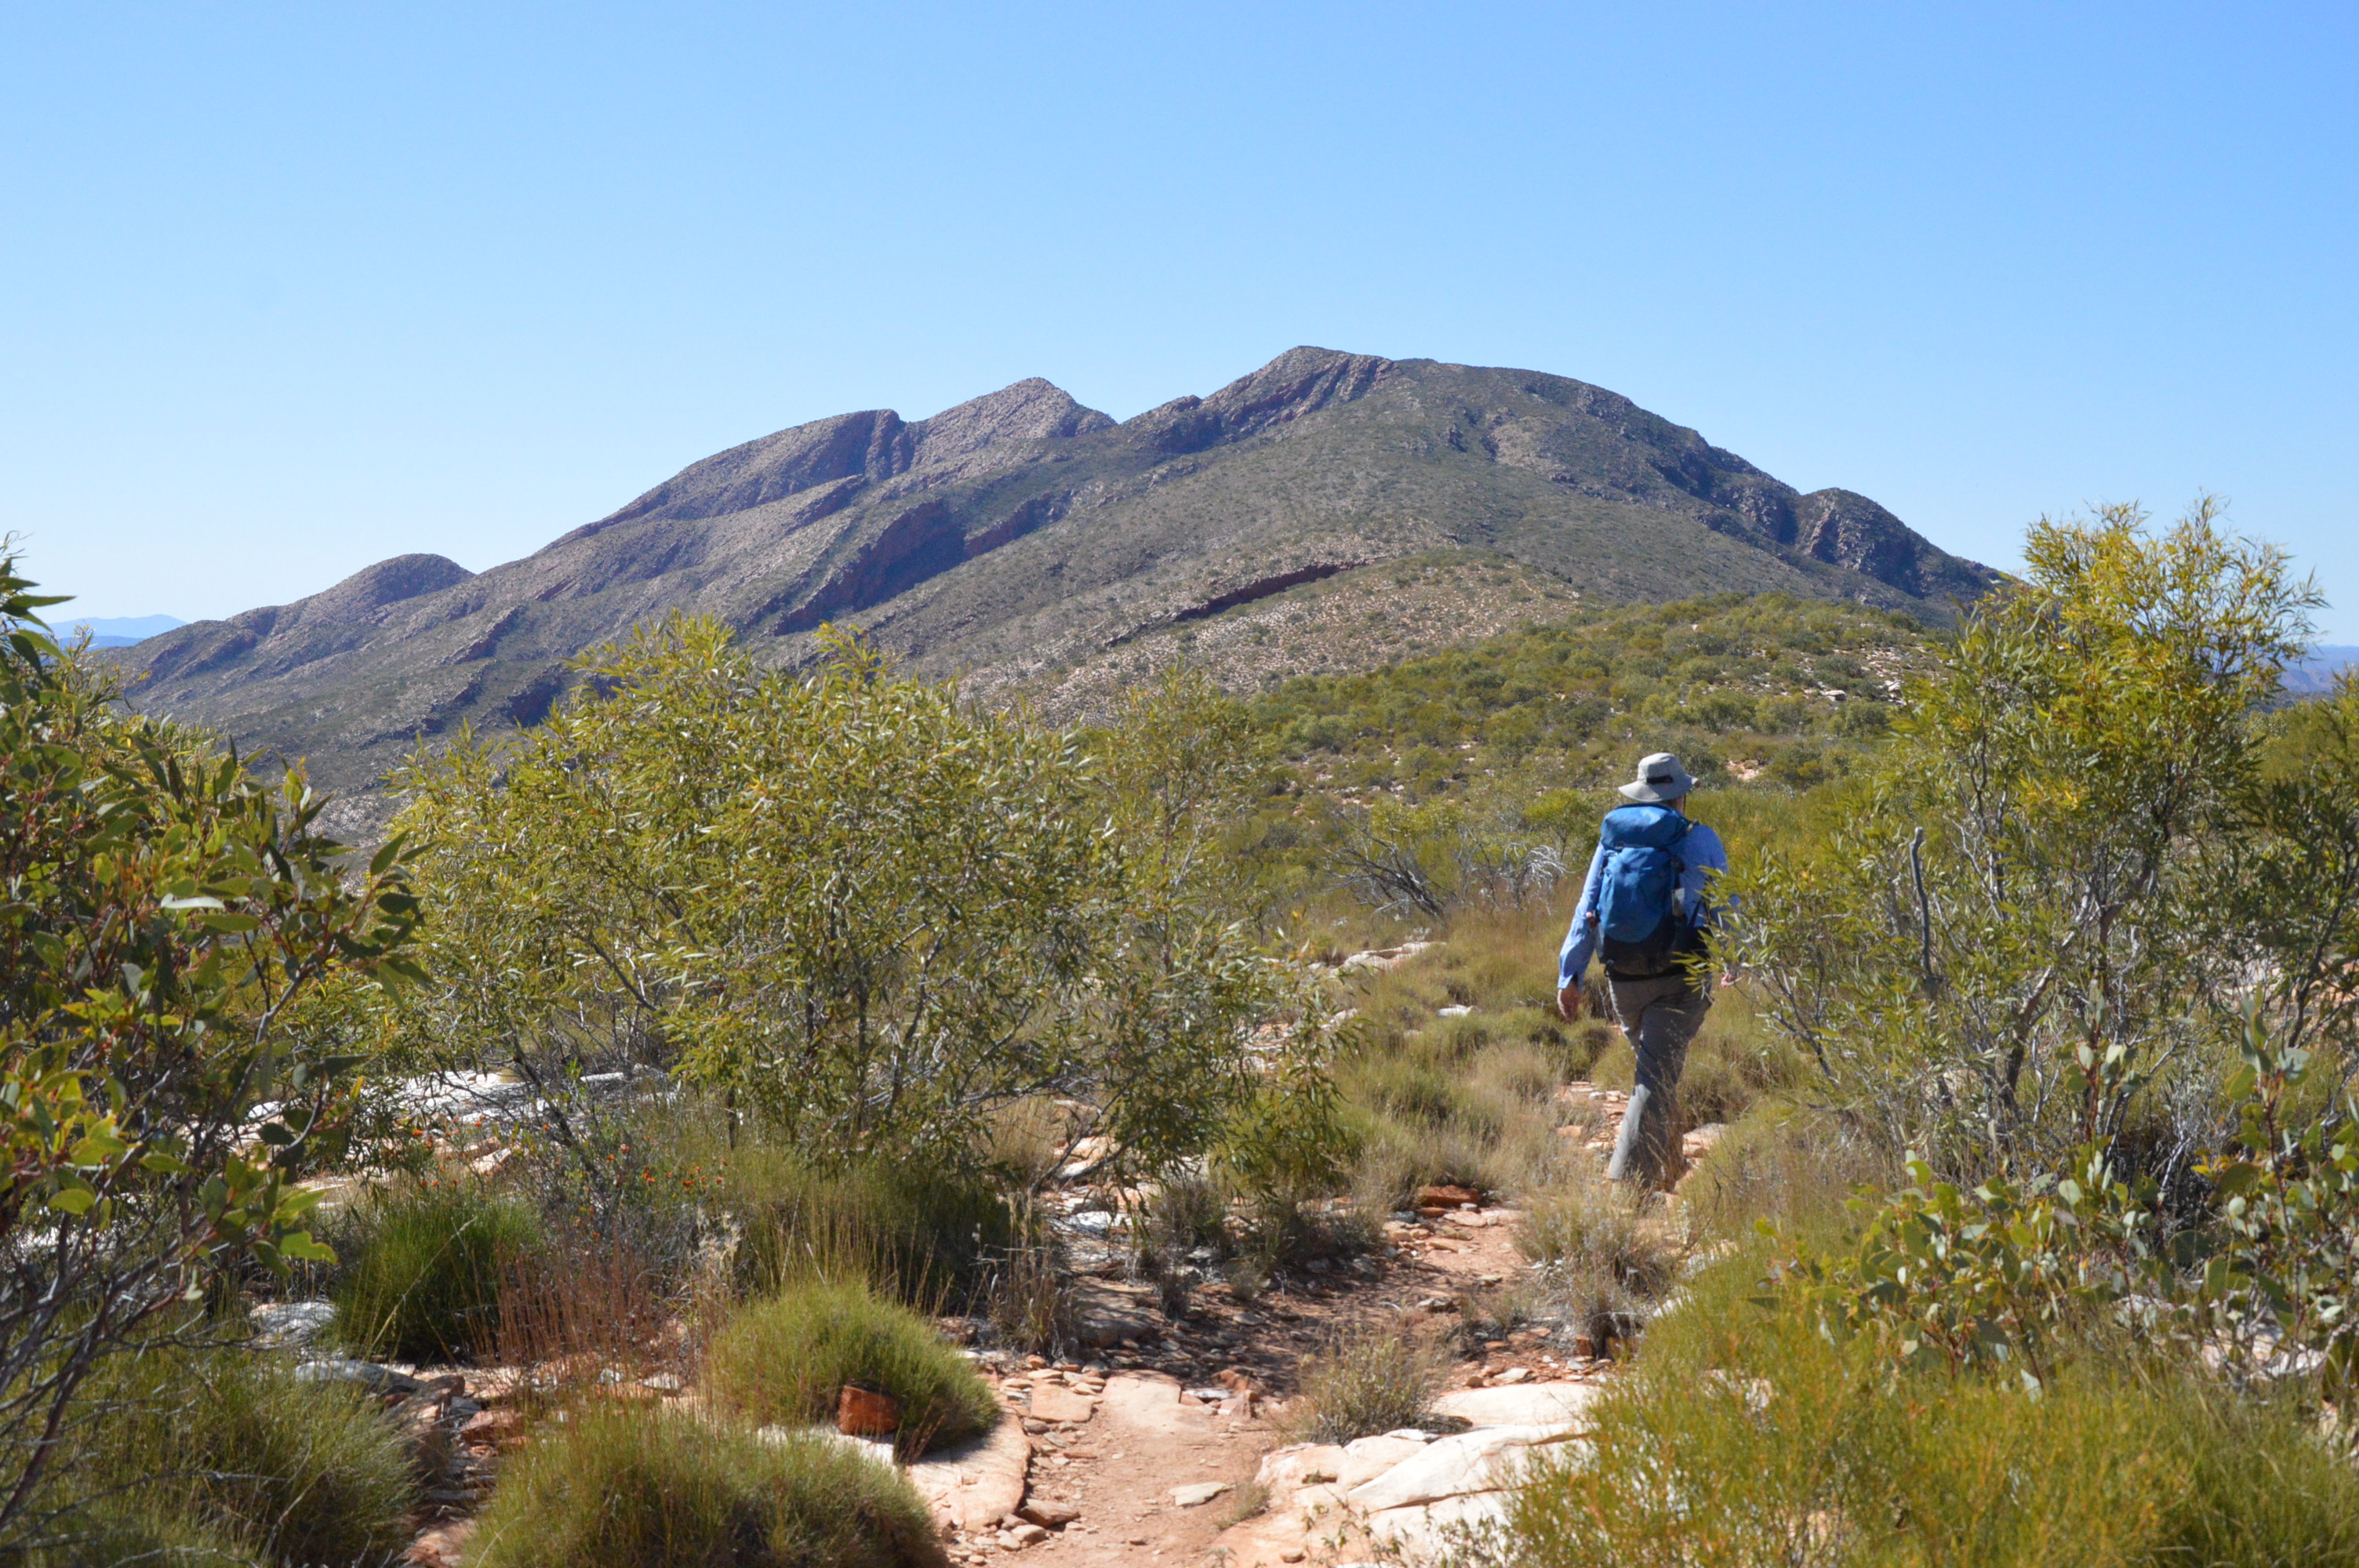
[713,1146,1016,1311]
[1680,1102,1893,1245]
[467,1405,947,1568]
[704,1277,1000,1457]
[1514,1176,1679,1287]
[1492,1250,2359,1568]
[1286,1322,1449,1444]
[48,1346,414,1568]
[331,1178,542,1363]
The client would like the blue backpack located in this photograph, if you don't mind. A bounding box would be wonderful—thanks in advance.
[1595,804,1699,980]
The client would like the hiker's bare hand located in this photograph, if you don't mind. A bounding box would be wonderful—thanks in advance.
[1556,984,1579,1019]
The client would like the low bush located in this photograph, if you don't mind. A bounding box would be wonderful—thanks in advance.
[1491,1251,2359,1568]
[1286,1323,1448,1443]
[1515,1178,1682,1298]
[1514,1173,1685,1348]
[53,1347,413,1568]
[333,1178,543,1362]
[705,1278,999,1457]
[468,1405,946,1568]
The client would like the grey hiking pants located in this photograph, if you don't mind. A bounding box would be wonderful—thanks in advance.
[1605,973,1711,1189]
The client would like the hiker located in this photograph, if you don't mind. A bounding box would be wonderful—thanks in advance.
[1554,752,1729,1189]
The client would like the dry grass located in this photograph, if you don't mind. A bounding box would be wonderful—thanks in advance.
[1334,898,1592,1209]
[494,1234,674,1411]
[1285,1321,1451,1444]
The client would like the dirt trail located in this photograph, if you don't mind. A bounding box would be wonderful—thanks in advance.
[955,1203,1612,1568]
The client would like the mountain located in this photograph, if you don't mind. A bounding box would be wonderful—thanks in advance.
[66,614,185,648]
[108,347,1999,833]
[2284,645,2359,695]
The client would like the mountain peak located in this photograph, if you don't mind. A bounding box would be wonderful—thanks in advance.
[911,378,1112,461]
[1126,347,1395,455]
[580,378,1112,536]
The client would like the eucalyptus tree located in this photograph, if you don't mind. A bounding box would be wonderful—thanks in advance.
[392,618,1285,1185]
[1726,501,2357,1178]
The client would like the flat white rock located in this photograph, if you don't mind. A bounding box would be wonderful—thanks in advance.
[1347,1425,1568,1513]
[1430,1382,1602,1429]
[905,1413,1032,1533]
[1363,1491,1515,1558]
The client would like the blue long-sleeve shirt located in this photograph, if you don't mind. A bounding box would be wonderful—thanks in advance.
[1558,816,1729,988]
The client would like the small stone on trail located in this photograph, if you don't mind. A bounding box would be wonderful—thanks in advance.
[1171,1481,1230,1507]
[1019,1502,1080,1527]
[1494,1367,1532,1385]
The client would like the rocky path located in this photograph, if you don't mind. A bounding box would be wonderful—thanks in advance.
[947,1196,1617,1568]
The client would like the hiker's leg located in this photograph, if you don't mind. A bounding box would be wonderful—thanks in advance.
[1605,976,1711,1187]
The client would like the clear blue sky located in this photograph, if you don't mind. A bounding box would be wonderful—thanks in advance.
[8,3,2355,633]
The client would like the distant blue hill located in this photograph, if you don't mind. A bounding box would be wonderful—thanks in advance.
[2285,645,2359,695]
[63,614,186,648]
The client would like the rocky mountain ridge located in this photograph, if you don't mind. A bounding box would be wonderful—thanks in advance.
[110,347,1999,828]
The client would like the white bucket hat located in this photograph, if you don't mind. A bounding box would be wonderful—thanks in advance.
[1619,752,1697,804]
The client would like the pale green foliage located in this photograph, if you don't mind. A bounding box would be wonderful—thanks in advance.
[1725,501,2345,1170]
[1779,1004,2359,1406]
[2193,1008,2359,1399]
[1492,1251,2359,1568]
[394,619,1280,1172]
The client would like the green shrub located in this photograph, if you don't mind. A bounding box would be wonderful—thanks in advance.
[706,1279,999,1457]
[1287,1325,1447,1443]
[1493,1251,2359,1568]
[333,1178,542,1362]
[468,1406,946,1568]
[58,1348,413,1568]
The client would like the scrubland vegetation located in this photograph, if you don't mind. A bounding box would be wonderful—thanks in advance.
[5,500,2359,1564]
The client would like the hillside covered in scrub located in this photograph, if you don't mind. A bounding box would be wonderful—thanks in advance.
[15,503,2359,1567]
